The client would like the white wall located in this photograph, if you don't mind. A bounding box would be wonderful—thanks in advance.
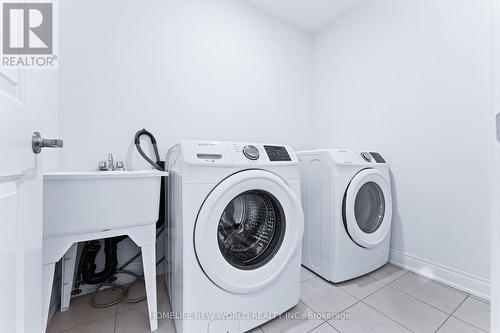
[58,0,313,172]
[313,0,492,297]
[57,0,493,299]
[58,0,313,285]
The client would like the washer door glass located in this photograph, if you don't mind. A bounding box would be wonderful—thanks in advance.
[194,170,303,294]
[218,190,285,270]
[354,182,385,234]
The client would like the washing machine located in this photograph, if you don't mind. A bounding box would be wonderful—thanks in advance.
[297,149,392,283]
[165,141,304,333]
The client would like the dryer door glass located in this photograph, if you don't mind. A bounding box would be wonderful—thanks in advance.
[218,190,286,270]
[354,182,385,234]
[343,169,392,248]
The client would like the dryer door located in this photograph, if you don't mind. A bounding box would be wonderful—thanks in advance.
[194,170,304,294]
[343,169,392,248]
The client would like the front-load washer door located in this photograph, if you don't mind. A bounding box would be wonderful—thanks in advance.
[343,169,392,248]
[194,170,304,294]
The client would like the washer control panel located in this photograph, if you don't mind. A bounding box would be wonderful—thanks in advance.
[264,145,292,162]
[182,141,297,166]
[242,145,260,160]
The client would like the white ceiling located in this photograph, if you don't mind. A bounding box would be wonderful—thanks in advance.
[241,0,363,34]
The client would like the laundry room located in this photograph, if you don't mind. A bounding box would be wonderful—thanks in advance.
[0,0,498,332]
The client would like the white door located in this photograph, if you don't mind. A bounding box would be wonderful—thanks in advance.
[0,68,59,333]
[194,170,304,294]
[343,169,392,248]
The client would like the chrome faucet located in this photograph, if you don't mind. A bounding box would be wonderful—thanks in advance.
[97,153,125,171]
[107,153,115,171]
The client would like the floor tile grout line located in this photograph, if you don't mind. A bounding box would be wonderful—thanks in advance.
[368,267,410,283]
[469,294,491,305]
[260,299,327,333]
[302,268,412,332]
[301,266,321,282]
[336,271,414,332]
[324,320,342,333]
[433,295,470,333]
[360,300,416,333]
[338,276,395,301]
[325,321,343,333]
[301,275,316,283]
[334,287,364,302]
[301,276,364,312]
[323,287,383,333]
[449,313,489,333]
[338,270,410,303]
[299,299,327,322]
[296,299,330,330]
[57,267,483,333]
[364,271,411,294]
[305,266,409,302]
[305,320,330,333]
[114,302,118,333]
[382,270,411,285]
[54,312,117,333]
[423,276,470,296]
[385,283,460,315]
[394,271,469,297]
[324,299,363,333]
[301,281,365,329]
[301,300,341,324]
[449,295,490,333]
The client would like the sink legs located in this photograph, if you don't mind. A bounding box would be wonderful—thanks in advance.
[42,225,159,332]
[42,262,56,331]
[61,243,78,312]
[142,243,159,331]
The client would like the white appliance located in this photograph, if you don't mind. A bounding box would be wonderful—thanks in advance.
[297,149,392,283]
[166,141,304,333]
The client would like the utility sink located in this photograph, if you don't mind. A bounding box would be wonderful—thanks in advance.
[41,169,166,331]
[43,170,166,239]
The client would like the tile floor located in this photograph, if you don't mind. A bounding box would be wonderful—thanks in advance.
[47,264,490,333]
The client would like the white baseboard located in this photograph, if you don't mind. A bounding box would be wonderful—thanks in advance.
[390,248,490,301]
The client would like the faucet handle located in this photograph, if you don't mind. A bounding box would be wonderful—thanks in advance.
[115,161,125,171]
[97,161,107,171]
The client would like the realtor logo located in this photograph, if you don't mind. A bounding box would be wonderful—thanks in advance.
[3,2,52,54]
[1,1,57,68]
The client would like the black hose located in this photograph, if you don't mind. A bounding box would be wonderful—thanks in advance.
[134,128,164,171]
[156,161,166,230]
[134,129,166,229]
[80,237,126,285]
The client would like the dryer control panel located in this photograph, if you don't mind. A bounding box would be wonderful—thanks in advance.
[328,150,388,166]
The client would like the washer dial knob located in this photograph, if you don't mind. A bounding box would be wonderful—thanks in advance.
[361,152,372,162]
[243,145,259,160]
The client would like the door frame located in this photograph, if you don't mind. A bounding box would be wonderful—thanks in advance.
[490,0,500,329]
